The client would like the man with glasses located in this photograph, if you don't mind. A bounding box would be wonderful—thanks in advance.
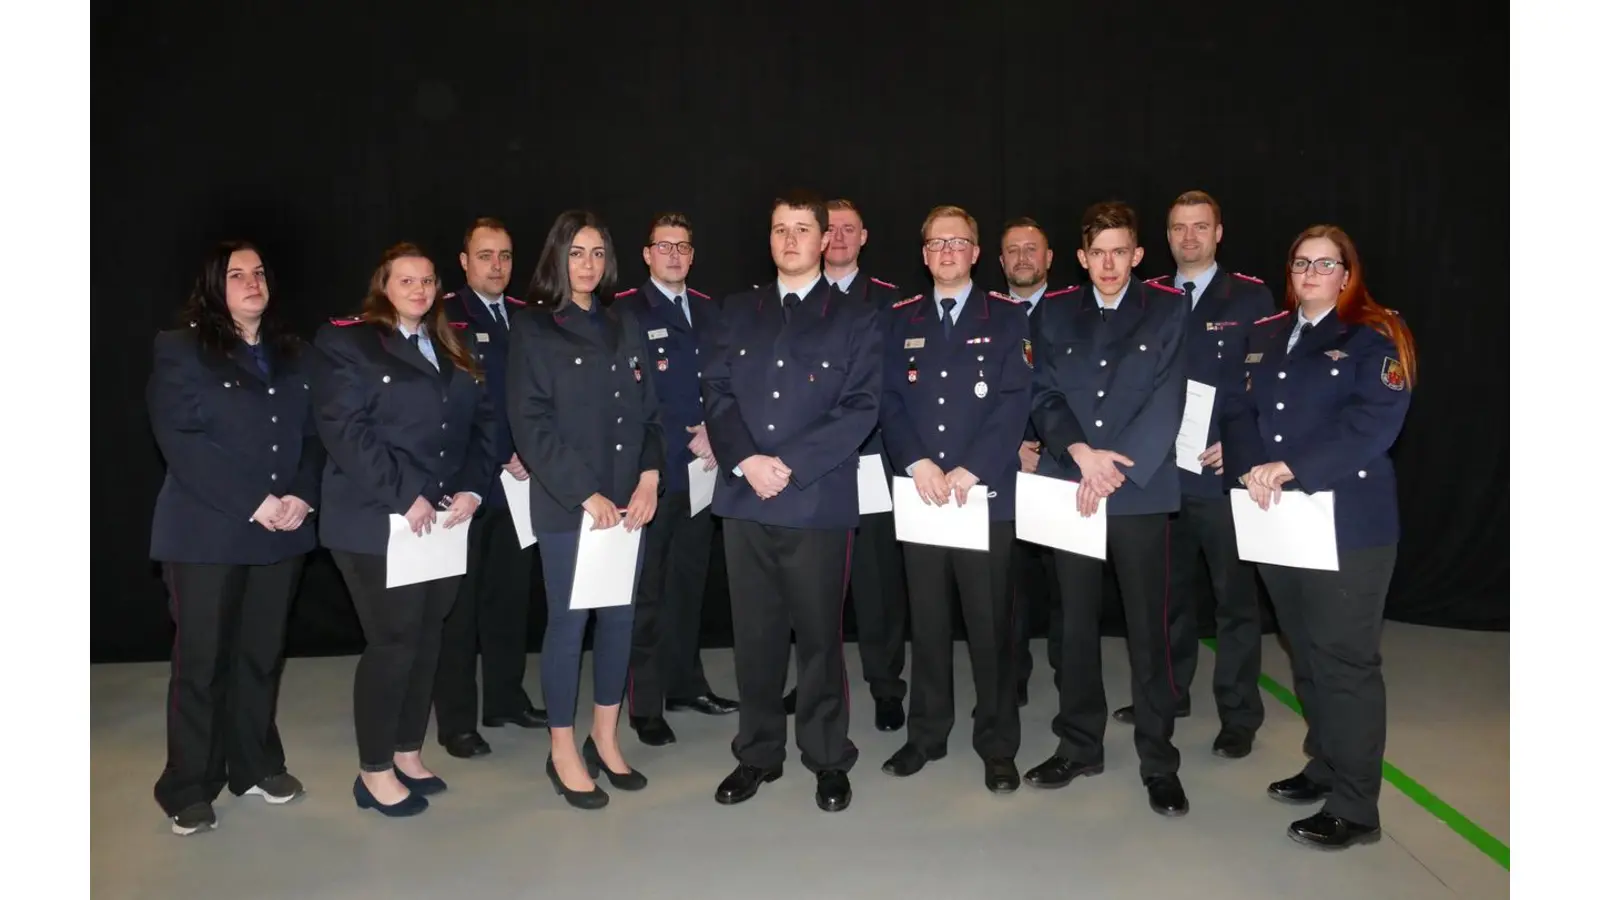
[1123,190,1277,760]
[614,212,739,749]
[432,217,547,761]
[703,190,882,812]
[1024,200,1192,817]
[877,205,1030,793]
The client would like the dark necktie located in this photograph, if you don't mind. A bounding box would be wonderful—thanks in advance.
[1182,281,1197,308]
[674,295,689,326]
[940,298,956,338]
[1288,318,1311,352]
[490,301,508,331]
[782,292,800,324]
[1100,306,1113,322]
[246,342,269,376]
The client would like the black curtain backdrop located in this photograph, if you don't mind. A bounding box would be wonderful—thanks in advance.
[92,1,1508,663]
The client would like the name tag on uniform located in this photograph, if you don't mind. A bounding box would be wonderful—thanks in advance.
[904,338,926,349]
[476,332,490,343]
[647,328,669,340]
[1244,353,1263,363]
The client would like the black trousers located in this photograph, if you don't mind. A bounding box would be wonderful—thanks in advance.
[724,519,856,773]
[433,504,536,736]
[1052,513,1179,778]
[903,522,1021,759]
[154,558,304,816]
[1261,544,1395,827]
[331,551,460,772]
[1011,537,1062,689]
[1166,494,1265,733]
[848,509,909,702]
[628,490,714,717]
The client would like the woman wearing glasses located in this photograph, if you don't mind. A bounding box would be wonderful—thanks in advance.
[1221,225,1417,850]
[506,210,665,809]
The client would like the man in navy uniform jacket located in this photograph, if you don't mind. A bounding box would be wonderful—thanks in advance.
[1022,200,1191,818]
[431,218,547,762]
[702,190,883,813]
[613,212,739,749]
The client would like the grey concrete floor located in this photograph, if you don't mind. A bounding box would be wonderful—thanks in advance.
[91,622,1508,899]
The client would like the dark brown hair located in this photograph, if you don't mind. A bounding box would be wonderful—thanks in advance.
[462,217,510,251]
[771,190,829,231]
[646,212,693,244]
[1081,201,1139,250]
[359,242,481,381]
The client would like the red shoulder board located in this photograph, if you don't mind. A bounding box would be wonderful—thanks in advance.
[892,294,922,309]
[687,287,711,300]
[329,316,364,327]
[1144,275,1172,284]
[614,288,639,299]
[1231,272,1265,284]
[1043,286,1081,298]
[505,295,526,307]
[870,277,898,290]
[448,321,469,329]
[989,291,1023,304]
[1254,310,1290,325]
[1147,281,1184,295]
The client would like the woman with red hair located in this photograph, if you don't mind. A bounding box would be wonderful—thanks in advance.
[1221,224,1416,850]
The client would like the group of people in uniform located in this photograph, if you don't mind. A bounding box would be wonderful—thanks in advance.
[144,187,1416,853]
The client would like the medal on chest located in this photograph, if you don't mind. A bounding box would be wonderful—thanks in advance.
[907,359,918,384]
[656,358,668,372]
[630,357,642,383]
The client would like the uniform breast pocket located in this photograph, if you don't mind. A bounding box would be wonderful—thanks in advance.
[795,353,846,398]
[1110,337,1161,390]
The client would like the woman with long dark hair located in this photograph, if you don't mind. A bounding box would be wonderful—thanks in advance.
[506,210,664,809]
[1222,224,1417,850]
[147,240,322,835]
[310,242,496,818]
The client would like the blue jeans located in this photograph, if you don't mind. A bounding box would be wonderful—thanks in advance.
[537,529,645,728]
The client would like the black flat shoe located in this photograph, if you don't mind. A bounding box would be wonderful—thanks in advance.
[816,769,851,812]
[1268,773,1331,804]
[485,707,549,728]
[440,731,491,759]
[1212,729,1254,759]
[881,744,943,777]
[630,715,677,747]
[984,757,1020,794]
[546,755,608,810]
[1144,773,1189,817]
[583,737,647,791]
[395,769,448,796]
[666,693,740,715]
[716,764,782,805]
[874,698,906,732]
[1023,756,1104,789]
[352,777,428,817]
[1288,811,1382,849]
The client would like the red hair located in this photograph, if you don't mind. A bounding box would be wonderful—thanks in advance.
[1285,225,1417,388]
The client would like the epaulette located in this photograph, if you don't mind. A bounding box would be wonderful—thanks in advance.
[989,291,1023,304]
[892,294,922,309]
[614,288,639,299]
[506,295,526,306]
[1231,272,1265,284]
[1147,281,1184,295]
[448,321,469,329]
[1043,286,1081,298]
[1254,310,1290,325]
[1145,275,1172,284]
[870,276,897,290]
[687,287,711,300]
[329,316,364,327]
[441,291,456,300]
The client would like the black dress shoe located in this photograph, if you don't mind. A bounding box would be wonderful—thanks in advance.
[1144,773,1189,817]
[783,688,797,715]
[1268,773,1331,804]
[816,769,851,812]
[1023,756,1104,789]
[484,707,549,729]
[395,769,448,796]
[715,764,782,805]
[630,715,677,746]
[881,744,944,777]
[546,755,608,810]
[874,698,905,732]
[441,732,491,759]
[666,693,740,715]
[1212,729,1254,759]
[984,757,1020,794]
[1288,811,1381,849]
[1112,703,1190,724]
[582,737,647,791]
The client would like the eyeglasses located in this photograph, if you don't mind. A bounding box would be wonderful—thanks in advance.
[1291,257,1343,274]
[650,241,693,256]
[924,237,974,253]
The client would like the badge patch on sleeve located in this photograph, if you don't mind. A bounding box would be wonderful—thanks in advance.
[1379,357,1405,391]
[1022,339,1034,368]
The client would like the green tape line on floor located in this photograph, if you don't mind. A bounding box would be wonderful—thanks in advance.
[1199,637,1510,871]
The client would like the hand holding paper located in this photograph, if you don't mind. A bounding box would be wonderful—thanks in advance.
[1175,380,1217,475]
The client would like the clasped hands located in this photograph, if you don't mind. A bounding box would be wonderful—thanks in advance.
[1066,444,1136,517]
[251,494,312,532]
[583,470,660,532]
[401,491,481,536]
[910,460,980,507]
[1241,461,1295,510]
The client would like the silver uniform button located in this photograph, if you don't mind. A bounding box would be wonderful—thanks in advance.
[1331,368,1339,376]
[1139,344,1146,351]
[268,387,276,395]
[1358,470,1368,478]
[223,381,232,388]
[1099,360,1107,367]
[1095,420,1103,427]
[767,424,775,431]
[773,391,780,399]
[1278,372,1286,379]
[977,355,984,362]
[382,375,391,383]
[777,360,784,367]
[821,361,830,368]
[441,423,447,429]
[615,444,622,451]
[575,358,583,365]
[938,452,945,459]
[271,445,278,452]
[739,349,746,356]
[1274,435,1283,442]
[938,398,945,405]
[270,474,277,481]
[940,370,948,378]
[270,416,277,423]
[617,417,623,423]
[1096,390,1105,398]
[938,424,945,432]
[1276,402,1285,410]
[1217,339,1224,346]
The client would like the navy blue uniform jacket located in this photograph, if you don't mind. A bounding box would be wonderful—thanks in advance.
[309,318,496,556]
[147,328,322,565]
[1220,309,1413,552]
[439,288,529,508]
[505,299,666,533]
[1029,279,1189,517]
[880,288,1034,522]
[702,279,883,530]
[837,274,903,462]
[611,283,717,495]
[1147,269,1277,498]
